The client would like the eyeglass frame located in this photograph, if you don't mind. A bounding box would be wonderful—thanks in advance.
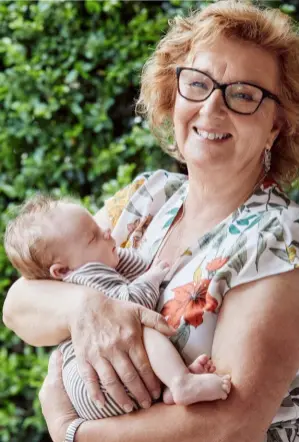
[176,67,281,115]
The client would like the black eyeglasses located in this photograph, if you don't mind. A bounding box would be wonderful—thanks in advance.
[176,67,281,115]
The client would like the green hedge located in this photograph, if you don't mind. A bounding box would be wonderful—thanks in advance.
[0,1,298,441]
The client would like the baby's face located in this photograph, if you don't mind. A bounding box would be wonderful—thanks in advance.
[53,203,119,271]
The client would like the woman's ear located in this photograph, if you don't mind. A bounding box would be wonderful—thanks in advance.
[268,113,283,148]
[50,263,70,280]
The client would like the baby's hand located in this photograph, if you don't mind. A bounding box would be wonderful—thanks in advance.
[150,260,170,279]
[139,260,170,287]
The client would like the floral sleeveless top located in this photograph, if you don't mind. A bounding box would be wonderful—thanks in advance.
[105,169,299,425]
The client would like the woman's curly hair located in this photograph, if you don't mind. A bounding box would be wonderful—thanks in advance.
[136,0,299,184]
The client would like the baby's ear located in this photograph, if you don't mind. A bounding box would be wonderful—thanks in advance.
[50,263,70,280]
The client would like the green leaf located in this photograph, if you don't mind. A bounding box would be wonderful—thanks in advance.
[246,202,264,208]
[125,201,142,217]
[236,214,258,226]
[259,213,284,241]
[269,247,290,263]
[229,224,240,234]
[164,180,184,200]
[163,216,176,229]
[214,270,232,289]
[255,232,267,271]
[227,234,247,274]
[170,323,190,353]
[137,185,153,201]
[272,187,290,207]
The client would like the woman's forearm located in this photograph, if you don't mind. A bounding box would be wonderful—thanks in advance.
[76,397,261,442]
[3,277,86,346]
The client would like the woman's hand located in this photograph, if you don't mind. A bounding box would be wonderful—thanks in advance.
[39,350,78,442]
[69,291,175,411]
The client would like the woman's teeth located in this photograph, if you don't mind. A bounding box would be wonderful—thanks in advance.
[194,128,231,140]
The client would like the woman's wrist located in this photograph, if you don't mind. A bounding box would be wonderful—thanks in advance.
[74,421,87,442]
[64,418,86,442]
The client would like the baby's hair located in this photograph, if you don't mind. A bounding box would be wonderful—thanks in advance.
[4,194,76,280]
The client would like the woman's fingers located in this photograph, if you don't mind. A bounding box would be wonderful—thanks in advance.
[94,357,135,412]
[112,351,152,409]
[76,358,106,407]
[138,307,176,336]
[129,344,161,401]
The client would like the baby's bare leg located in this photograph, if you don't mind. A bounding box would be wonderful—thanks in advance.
[143,327,231,406]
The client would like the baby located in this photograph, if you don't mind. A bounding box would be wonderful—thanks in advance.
[4,194,231,420]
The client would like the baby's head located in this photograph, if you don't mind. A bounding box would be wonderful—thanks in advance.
[4,195,119,280]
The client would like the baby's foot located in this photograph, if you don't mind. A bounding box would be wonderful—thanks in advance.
[163,355,216,405]
[164,372,231,406]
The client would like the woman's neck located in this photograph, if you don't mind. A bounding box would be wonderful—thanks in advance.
[184,166,264,224]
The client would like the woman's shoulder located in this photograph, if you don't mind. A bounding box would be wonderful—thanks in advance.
[105,169,187,246]
[214,181,299,296]
[243,179,299,242]
[133,169,187,189]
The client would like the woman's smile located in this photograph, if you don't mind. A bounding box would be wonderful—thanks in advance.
[192,127,232,142]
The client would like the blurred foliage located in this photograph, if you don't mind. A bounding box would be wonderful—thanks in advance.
[0,1,298,441]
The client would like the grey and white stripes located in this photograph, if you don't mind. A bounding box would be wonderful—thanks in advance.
[60,247,162,420]
[64,247,160,309]
[60,340,141,419]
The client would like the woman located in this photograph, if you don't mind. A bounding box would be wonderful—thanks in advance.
[4,1,299,441]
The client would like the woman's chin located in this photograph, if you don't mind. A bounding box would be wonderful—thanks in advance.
[184,150,228,169]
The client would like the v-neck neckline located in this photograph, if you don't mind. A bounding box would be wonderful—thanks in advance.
[147,180,262,273]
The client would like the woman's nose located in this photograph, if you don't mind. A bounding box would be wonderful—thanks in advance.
[199,89,226,118]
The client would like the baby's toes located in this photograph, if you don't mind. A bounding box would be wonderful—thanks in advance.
[207,362,216,373]
[189,354,209,374]
[198,354,209,365]
[221,375,232,396]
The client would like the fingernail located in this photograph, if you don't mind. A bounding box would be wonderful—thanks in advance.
[152,390,160,400]
[123,404,133,413]
[141,400,151,409]
[95,400,105,409]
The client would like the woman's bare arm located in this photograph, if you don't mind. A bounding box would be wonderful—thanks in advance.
[74,269,299,442]
[2,277,87,346]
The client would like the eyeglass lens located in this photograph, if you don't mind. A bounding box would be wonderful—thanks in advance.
[178,69,264,114]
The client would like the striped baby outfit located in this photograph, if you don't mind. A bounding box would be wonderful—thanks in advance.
[60,247,165,419]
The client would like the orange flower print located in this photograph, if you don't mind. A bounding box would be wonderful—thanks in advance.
[206,257,229,272]
[161,279,218,329]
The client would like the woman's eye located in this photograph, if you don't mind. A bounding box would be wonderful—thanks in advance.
[189,81,208,90]
[231,93,254,101]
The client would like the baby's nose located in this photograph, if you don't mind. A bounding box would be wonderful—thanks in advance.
[103,229,111,240]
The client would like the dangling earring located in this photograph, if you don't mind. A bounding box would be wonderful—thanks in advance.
[263,148,271,174]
